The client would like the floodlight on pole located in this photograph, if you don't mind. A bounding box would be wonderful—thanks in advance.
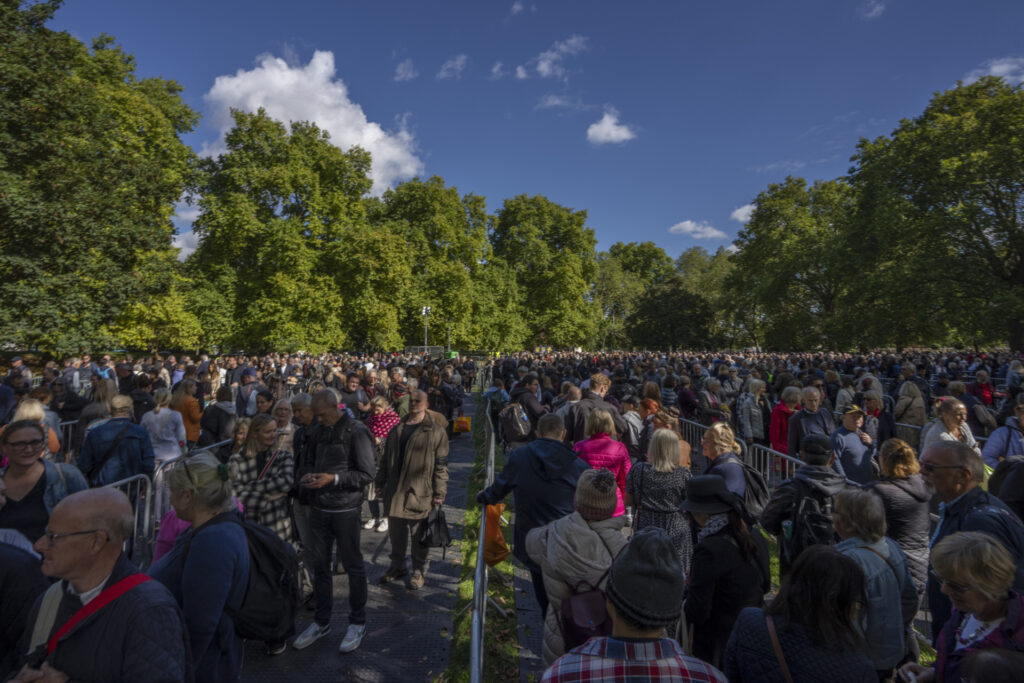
[422,306,431,347]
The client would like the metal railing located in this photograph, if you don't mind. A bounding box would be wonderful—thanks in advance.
[103,473,155,568]
[469,389,497,683]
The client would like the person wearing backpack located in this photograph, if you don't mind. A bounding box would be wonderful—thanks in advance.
[760,432,849,575]
[149,452,249,680]
[506,373,549,446]
[525,468,627,667]
[981,394,1024,469]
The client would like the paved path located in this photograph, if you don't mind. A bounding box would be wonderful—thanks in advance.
[241,400,477,683]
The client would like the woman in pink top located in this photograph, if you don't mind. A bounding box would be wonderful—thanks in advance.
[573,409,631,516]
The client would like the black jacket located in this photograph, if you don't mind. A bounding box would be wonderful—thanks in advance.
[129,389,156,425]
[509,385,550,440]
[303,414,375,511]
[787,409,836,458]
[760,465,848,536]
[0,544,49,678]
[477,437,590,569]
[927,485,1024,641]
[869,474,931,592]
[197,401,236,448]
[16,553,191,682]
[684,525,770,669]
[564,391,627,445]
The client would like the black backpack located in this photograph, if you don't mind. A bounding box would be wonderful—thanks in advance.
[723,454,770,520]
[780,479,836,567]
[498,401,532,444]
[990,455,1024,499]
[187,514,299,642]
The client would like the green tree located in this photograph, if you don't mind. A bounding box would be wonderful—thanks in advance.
[626,276,715,349]
[608,241,675,286]
[729,177,856,349]
[0,1,199,355]
[593,253,643,349]
[188,109,373,352]
[491,195,599,347]
[851,76,1024,350]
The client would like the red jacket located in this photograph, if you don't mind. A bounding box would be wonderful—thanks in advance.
[769,402,797,454]
[573,433,631,516]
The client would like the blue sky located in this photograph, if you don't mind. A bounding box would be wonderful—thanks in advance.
[50,0,1024,259]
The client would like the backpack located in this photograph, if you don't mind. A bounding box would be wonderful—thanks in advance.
[780,479,836,567]
[498,401,532,444]
[560,537,620,650]
[989,455,1024,499]
[725,454,770,520]
[187,514,299,642]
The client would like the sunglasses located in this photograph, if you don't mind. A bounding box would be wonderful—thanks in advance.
[930,570,969,596]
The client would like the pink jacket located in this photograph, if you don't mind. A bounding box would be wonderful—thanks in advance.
[573,433,631,516]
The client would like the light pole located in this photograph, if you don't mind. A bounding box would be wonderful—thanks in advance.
[422,306,431,348]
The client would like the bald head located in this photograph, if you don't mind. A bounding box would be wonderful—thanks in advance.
[36,488,133,587]
[57,487,134,544]
[409,390,428,417]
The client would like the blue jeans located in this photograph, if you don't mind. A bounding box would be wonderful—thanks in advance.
[309,507,367,627]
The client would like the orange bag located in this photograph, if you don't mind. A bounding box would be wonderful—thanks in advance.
[454,415,472,433]
[483,503,510,567]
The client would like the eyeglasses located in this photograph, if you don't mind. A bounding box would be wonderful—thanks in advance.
[921,462,964,474]
[930,570,969,596]
[39,528,101,547]
[5,439,44,451]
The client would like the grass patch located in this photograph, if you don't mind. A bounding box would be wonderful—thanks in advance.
[438,395,521,683]
[759,527,781,590]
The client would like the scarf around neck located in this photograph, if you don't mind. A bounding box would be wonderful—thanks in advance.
[697,512,729,544]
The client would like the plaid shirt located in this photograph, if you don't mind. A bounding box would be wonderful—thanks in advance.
[541,637,727,683]
[229,448,295,543]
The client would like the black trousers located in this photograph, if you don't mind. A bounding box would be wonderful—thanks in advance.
[309,507,367,626]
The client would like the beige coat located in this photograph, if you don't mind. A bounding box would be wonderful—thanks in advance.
[525,512,628,666]
[894,383,926,447]
[375,414,449,520]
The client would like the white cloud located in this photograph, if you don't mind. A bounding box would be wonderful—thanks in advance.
[965,56,1024,85]
[490,61,505,79]
[861,1,885,19]
[586,108,637,144]
[437,54,469,80]
[668,220,728,240]
[201,51,423,193]
[751,160,806,174]
[509,1,524,15]
[730,204,755,223]
[172,230,200,261]
[515,65,529,79]
[394,59,418,82]
[535,34,588,81]
[536,94,571,109]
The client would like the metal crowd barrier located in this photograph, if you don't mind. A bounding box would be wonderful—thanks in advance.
[58,420,77,461]
[469,394,498,683]
[103,473,155,569]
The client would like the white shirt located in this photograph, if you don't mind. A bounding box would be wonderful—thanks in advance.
[66,573,113,605]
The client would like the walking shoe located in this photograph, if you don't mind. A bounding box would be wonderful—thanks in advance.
[409,569,425,590]
[379,566,408,584]
[292,622,331,650]
[362,518,376,530]
[265,640,287,656]
[375,518,388,533]
[338,623,367,654]
[334,561,347,575]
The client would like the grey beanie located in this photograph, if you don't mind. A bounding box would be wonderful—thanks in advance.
[605,527,683,628]
[574,468,618,521]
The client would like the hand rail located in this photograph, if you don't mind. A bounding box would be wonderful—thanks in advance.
[469,386,496,683]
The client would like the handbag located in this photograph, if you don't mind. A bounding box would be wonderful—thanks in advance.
[483,503,509,566]
[418,503,454,558]
[454,415,472,433]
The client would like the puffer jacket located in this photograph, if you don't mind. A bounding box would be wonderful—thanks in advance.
[524,512,628,667]
[304,414,376,511]
[376,415,449,520]
[893,384,926,427]
[197,401,236,449]
[869,474,931,593]
[736,392,765,441]
[573,433,630,516]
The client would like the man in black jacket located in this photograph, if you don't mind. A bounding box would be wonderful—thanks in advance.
[565,373,627,445]
[477,413,590,615]
[292,390,375,655]
[13,488,189,682]
[922,441,1024,642]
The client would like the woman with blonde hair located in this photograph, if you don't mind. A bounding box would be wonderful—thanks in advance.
[573,409,631,517]
[702,422,746,501]
[869,438,930,593]
[625,428,694,572]
[142,388,188,519]
[5,399,61,457]
[272,399,294,453]
[228,413,294,543]
[921,397,981,456]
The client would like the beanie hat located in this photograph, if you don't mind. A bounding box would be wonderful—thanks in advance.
[605,527,683,628]
[574,469,617,521]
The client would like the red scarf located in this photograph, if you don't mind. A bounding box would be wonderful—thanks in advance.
[366,410,400,440]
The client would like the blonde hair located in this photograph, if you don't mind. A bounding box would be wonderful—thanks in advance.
[12,398,45,424]
[369,395,390,412]
[747,379,765,396]
[649,429,682,473]
[585,409,615,437]
[706,422,740,457]
[166,451,234,513]
[152,388,171,414]
[589,373,611,391]
[932,531,1015,602]
[879,438,919,478]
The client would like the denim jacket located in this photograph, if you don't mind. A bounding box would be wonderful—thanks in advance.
[42,459,89,513]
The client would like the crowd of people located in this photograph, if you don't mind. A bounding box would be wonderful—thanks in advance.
[1,347,1024,681]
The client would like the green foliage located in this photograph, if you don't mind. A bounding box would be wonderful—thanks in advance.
[0,1,198,355]
[627,275,716,349]
[492,195,599,347]
[608,241,675,286]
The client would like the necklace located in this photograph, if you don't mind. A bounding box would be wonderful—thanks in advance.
[955,614,1001,647]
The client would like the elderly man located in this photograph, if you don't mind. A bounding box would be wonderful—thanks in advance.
[77,395,155,486]
[13,489,189,682]
[787,385,836,459]
[830,404,876,485]
[376,390,449,591]
[921,442,1024,642]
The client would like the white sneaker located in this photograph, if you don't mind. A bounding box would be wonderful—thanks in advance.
[338,623,367,654]
[362,518,376,530]
[292,622,330,650]
[376,518,388,533]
